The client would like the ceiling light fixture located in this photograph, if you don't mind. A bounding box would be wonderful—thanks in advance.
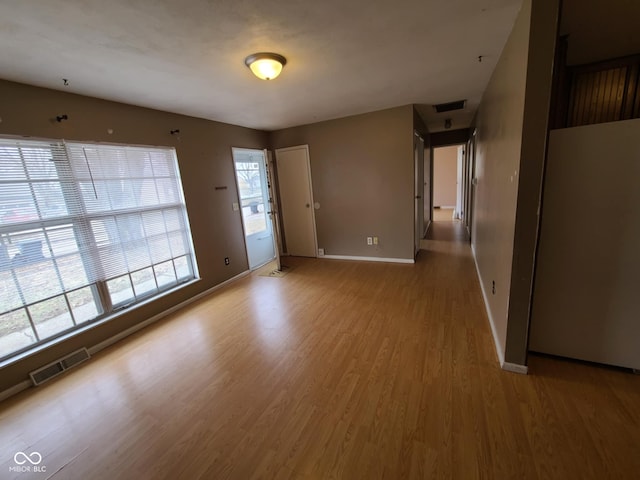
[244,52,287,80]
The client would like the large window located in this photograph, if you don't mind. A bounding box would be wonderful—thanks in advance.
[0,137,198,361]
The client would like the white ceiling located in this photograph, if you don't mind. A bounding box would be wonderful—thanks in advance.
[0,0,522,132]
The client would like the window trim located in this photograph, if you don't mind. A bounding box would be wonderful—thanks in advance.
[0,135,200,363]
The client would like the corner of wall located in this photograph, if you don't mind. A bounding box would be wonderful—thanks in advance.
[501,362,528,374]
[504,0,560,367]
[471,0,533,365]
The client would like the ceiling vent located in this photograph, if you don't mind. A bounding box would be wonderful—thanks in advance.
[434,100,466,113]
[29,348,90,386]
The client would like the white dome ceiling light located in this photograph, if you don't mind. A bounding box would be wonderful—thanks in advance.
[244,52,287,80]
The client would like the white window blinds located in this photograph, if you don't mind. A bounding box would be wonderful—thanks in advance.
[0,137,198,361]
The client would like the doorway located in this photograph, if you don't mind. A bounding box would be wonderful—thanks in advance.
[232,148,276,269]
[274,145,318,257]
[432,145,464,222]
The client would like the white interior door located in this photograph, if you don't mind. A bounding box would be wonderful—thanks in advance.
[275,145,317,257]
[232,148,275,269]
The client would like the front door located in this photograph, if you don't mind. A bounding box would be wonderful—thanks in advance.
[232,148,275,269]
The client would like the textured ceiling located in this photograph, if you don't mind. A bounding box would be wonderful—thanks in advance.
[0,0,522,132]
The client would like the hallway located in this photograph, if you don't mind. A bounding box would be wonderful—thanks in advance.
[0,222,639,479]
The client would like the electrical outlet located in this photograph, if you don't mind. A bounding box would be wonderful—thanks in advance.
[373,236,378,245]
[224,257,230,266]
[367,237,373,245]
[318,248,325,256]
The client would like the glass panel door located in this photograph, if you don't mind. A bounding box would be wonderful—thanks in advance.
[232,149,275,269]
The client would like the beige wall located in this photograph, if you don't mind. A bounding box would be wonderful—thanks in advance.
[530,119,640,369]
[472,0,559,367]
[504,0,559,366]
[0,80,268,391]
[433,146,458,208]
[471,0,532,363]
[270,106,415,260]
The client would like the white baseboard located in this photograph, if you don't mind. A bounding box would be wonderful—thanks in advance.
[471,246,529,374]
[501,362,528,374]
[0,270,250,403]
[471,244,505,365]
[0,379,32,403]
[322,255,414,264]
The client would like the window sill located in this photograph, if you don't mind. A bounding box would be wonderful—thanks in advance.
[0,278,200,370]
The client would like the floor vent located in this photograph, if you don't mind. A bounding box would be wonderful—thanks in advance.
[29,348,90,386]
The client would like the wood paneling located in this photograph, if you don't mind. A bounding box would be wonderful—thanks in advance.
[0,221,639,479]
[632,64,640,117]
[567,54,640,127]
[569,67,626,125]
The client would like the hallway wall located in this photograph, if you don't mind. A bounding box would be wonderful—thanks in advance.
[472,0,560,367]
[471,0,532,364]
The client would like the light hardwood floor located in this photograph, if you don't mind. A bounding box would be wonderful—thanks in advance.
[1,221,639,479]
[432,207,455,222]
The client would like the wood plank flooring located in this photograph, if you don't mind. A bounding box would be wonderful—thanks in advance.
[0,220,639,479]
[432,207,455,222]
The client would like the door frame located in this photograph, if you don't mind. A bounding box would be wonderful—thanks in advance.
[274,145,319,257]
[465,129,478,242]
[431,144,466,223]
[231,147,276,270]
[264,149,284,271]
[414,132,425,256]
[455,146,464,219]
[424,143,432,237]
